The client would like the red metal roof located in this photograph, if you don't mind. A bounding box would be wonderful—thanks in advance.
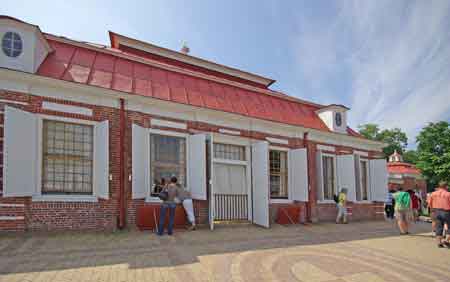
[37,38,333,131]
[387,162,422,175]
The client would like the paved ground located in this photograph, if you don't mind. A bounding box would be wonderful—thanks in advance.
[0,220,449,282]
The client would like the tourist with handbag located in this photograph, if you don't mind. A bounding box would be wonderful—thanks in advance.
[157,176,179,236]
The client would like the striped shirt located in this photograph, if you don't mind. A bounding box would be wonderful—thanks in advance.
[385,192,394,205]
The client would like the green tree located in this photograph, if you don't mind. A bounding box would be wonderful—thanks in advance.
[403,150,418,164]
[357,123,380,140]
[416,121,450,186]
[357,124,408,158]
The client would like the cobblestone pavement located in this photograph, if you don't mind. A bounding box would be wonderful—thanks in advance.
[0,221,449,282]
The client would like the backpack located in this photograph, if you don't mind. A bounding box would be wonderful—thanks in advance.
[333,194,339,204]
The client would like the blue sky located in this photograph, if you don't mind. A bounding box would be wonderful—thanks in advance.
[2,0,450,147]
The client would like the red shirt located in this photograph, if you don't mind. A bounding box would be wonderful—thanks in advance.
[410,194,419,209]
[429,188,450,211]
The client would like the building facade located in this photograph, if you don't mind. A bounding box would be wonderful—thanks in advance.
[387,151,426,196]
[0,16,387,232]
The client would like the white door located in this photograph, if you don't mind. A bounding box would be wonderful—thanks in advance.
[251,141,270,228]
[337,154,357,202]
[213,163,248,221]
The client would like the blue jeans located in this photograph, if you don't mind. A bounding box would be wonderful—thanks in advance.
[158,203,176,235]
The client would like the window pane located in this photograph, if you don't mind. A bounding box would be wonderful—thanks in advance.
[150,134,186,197]
[322,156,335,200]
[360,161,368,200]
[213,143,245,161]
[270,150,288,198]
[42,120,93,194]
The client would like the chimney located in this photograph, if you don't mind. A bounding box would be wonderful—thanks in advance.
[180,42,190,54]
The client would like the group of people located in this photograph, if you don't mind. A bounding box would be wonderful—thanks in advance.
[384,181,450,248]
[154,176,196,236]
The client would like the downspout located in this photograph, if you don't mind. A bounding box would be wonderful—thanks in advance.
[118,98,126,229]
[303,132,312,222]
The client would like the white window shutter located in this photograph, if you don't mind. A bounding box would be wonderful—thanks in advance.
[93,120,109,199]
[288,148,309,201]
[315,150,324,201]
[188,134,207,200]
[337,155,356,202]
[3,106,38,197]
[251,141,270,228]
[131,123,150,199]
[370,159,388,202]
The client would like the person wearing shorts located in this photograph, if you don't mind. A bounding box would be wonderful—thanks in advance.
[393,187,411,235]
[428,181,450,248]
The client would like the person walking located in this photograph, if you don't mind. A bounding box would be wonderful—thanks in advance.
[336,188,348,224]
[408,189,420,222]
[393,187,411,235]
[157,176,179,236]
[385,188,395,220]
[176,184,196,230]
[428,181,450,248]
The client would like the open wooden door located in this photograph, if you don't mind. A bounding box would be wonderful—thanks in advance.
[207,134,215,230]
[251,141,270,228]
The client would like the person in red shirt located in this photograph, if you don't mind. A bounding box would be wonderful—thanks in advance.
[428,181,450,248]
[408,190,420,222]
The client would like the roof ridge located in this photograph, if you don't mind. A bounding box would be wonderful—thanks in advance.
[43,33,326,109]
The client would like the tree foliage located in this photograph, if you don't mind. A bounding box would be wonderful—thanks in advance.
[415,121,450,186]
[403,150,418,164]
[357,124,408,158]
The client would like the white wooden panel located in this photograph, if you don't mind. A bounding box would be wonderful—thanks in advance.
[208,134,214,230]
[131,123,150,199]
[337,155,356,202]
[42,101,93,116]
[188,134,207,200]
[251,141,270,228]
[288,148,309,202]
[93,120,110,199]
[315,150,324,201]
[370,159,388,202]
[3,106,38,197]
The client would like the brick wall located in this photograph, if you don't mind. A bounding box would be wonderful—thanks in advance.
[0,89,382,232]
[316,202,385,222]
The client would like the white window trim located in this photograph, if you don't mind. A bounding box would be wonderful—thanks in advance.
[146,128,189,203]
[355,158,371,202]
[34,115,99,202]
[319,153,338,202]
[269,147,289,200]
[213,158,247,166]
[270,199,293,204]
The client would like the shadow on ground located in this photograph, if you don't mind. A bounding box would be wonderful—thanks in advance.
[0,220,432,274]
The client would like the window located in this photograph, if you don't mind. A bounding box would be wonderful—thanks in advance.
[270,150,288,198]
[42,120,93,194]
[360,159,369,200]
[322,155,336,200]
[2,32,22,58]
[214,143,245,161]
[150,134,186,197]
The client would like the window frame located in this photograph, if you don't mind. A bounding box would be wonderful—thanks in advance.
[269,147,289,200]
[33,115,99,202]
[356,157,371,202]
[146,129,189,202]
[318,152,337,203]
[2,31,23,58]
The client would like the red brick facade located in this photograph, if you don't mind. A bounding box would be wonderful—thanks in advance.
[0,90,383,232]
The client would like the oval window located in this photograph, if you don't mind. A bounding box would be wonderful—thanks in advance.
[2,32,23,58]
